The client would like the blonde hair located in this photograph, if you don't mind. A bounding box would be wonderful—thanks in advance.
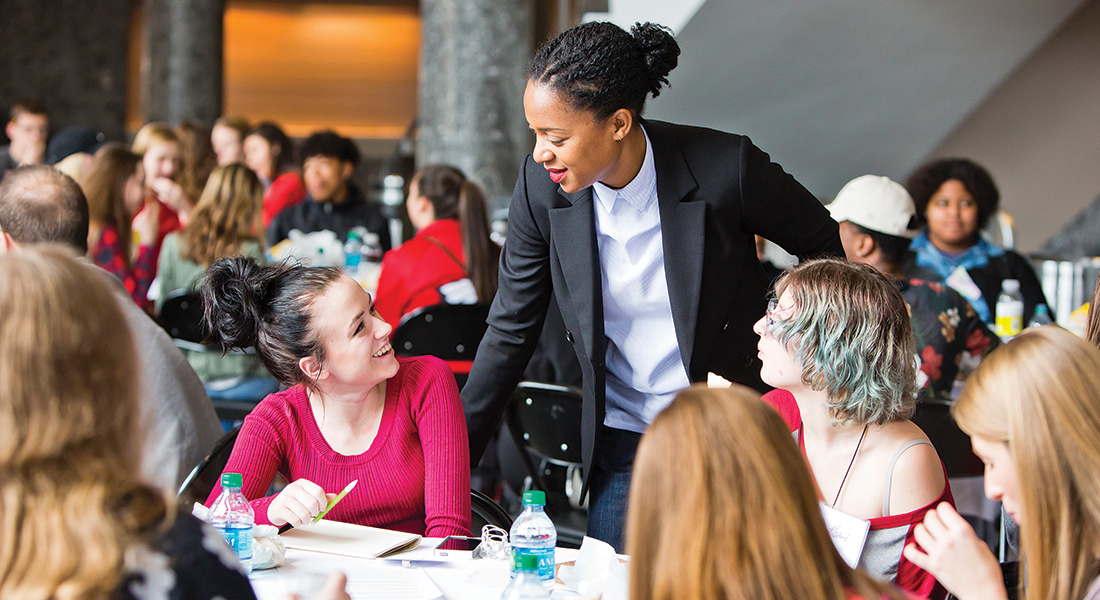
[772,258,917,425]
[180,163,264,266]
[954,326,1100,600]
[627,385,907,600]
[130,121,179,156]
[0,245,170,600]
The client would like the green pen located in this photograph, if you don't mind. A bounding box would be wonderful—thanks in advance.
[313,479,358,523]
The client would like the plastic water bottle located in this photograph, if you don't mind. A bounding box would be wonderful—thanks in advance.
[209,473,254,573]
[362,232,384,264]
[1028,304,1054,328]
[995,279,1025,342]
[510,490,556,587]
[502,553,551,599]
[344,231,363,274]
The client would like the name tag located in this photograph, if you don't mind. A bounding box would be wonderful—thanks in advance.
[946,266,983,303]
[819,502,870,568]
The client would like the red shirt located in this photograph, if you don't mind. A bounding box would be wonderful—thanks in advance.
[375,219,468,327]
[92,223,156,310]
[261,172,307,227]
[205,356,471,538]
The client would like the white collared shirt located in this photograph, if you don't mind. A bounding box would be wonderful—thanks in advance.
[592,126,690,433]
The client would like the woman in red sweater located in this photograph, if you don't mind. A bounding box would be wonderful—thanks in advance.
[201,256,471,538]
[243,121,307,227]
[374,164,499,327]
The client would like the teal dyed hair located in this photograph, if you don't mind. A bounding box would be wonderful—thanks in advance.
[771,259,917,426]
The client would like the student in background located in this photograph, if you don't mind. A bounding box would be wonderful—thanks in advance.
[243,121,306,226]
[82,143,159,309]
[155,164,277,401]
[375,164,498,327]
[212,114,250,166]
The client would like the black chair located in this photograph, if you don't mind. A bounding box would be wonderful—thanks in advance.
[156,290,209,352]
[393,303,491,388]
[177,425,241,506]
[505,381,587,548]
[471,489,513,532]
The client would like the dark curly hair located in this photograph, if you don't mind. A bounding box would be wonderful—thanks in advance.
[527,21,680,120]
[200,256,344,388]
[905,158,1000,232]
[300,130,359,168]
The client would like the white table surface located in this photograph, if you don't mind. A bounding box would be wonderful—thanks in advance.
[249,538,583,600]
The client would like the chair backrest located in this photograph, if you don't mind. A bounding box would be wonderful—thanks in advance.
[506,381,584,483]
[471,489,513,532]
[911,399,984,478]
[177,425,241,506]
[392,303,491,376]
[157,290,207,347]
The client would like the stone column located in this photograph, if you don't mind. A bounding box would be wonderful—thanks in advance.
[418,0,534,209]
[144,0,224,125]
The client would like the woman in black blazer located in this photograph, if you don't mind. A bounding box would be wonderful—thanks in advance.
[461,21,844,550]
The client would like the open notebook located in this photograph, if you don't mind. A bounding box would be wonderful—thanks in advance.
[281,521,422,559]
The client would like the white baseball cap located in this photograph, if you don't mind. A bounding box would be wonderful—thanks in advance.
[827,175,919,239]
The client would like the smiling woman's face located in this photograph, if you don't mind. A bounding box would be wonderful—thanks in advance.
[522,81,624,194]
[306,276,398,390]
[924,179,980,253]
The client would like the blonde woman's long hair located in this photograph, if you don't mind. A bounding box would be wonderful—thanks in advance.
[627,385,908,600]
[0,245,171,600]
[179,163,264,267]
[954,326,1100,600]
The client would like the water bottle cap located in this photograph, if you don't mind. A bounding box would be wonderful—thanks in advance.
[516,553,539,571]
[221,472,243,488]
[346,231,360,241]
[1002,279,1020,293]
[522,490,546,506]
[1036,304,1049,315]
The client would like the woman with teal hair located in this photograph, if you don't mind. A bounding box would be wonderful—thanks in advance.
[754,258,954,599]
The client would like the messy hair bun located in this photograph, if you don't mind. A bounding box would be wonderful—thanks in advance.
[200,256,343,387]
[527,21,680,119]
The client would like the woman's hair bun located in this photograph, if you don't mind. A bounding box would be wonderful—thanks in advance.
[200,256,279,350]
[631,22,680,97]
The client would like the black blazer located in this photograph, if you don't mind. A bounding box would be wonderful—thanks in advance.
[461,119,844,474]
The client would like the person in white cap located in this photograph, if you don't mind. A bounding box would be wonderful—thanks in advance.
[829,175,999,400]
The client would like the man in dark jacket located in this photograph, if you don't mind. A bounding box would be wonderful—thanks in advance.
[266,130,391,252]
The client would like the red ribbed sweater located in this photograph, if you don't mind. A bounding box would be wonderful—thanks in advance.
[205,355,471,538]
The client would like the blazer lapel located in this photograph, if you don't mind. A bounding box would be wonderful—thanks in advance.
[647,121,704,372]
[550,187,601,362]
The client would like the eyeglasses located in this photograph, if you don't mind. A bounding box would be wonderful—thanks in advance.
[765,298,779,328]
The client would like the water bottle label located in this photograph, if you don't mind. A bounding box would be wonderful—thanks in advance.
[995,314,1022,339]
[216,525,253,561]
[512,547,555,582]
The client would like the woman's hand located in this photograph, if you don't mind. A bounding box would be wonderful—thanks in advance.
[903,502,1008,600]
[150,177,193,215]
[132,201,161,248]
[267,478,336,528]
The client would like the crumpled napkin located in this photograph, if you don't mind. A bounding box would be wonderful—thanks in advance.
[556,536,629,600]
[192,502,286,569]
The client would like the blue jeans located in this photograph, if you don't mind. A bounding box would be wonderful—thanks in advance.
[586,426,642,553]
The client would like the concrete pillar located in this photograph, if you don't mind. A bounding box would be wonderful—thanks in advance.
[418,0,534,209]
[0,0,130,140]
[144,0,224,125]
